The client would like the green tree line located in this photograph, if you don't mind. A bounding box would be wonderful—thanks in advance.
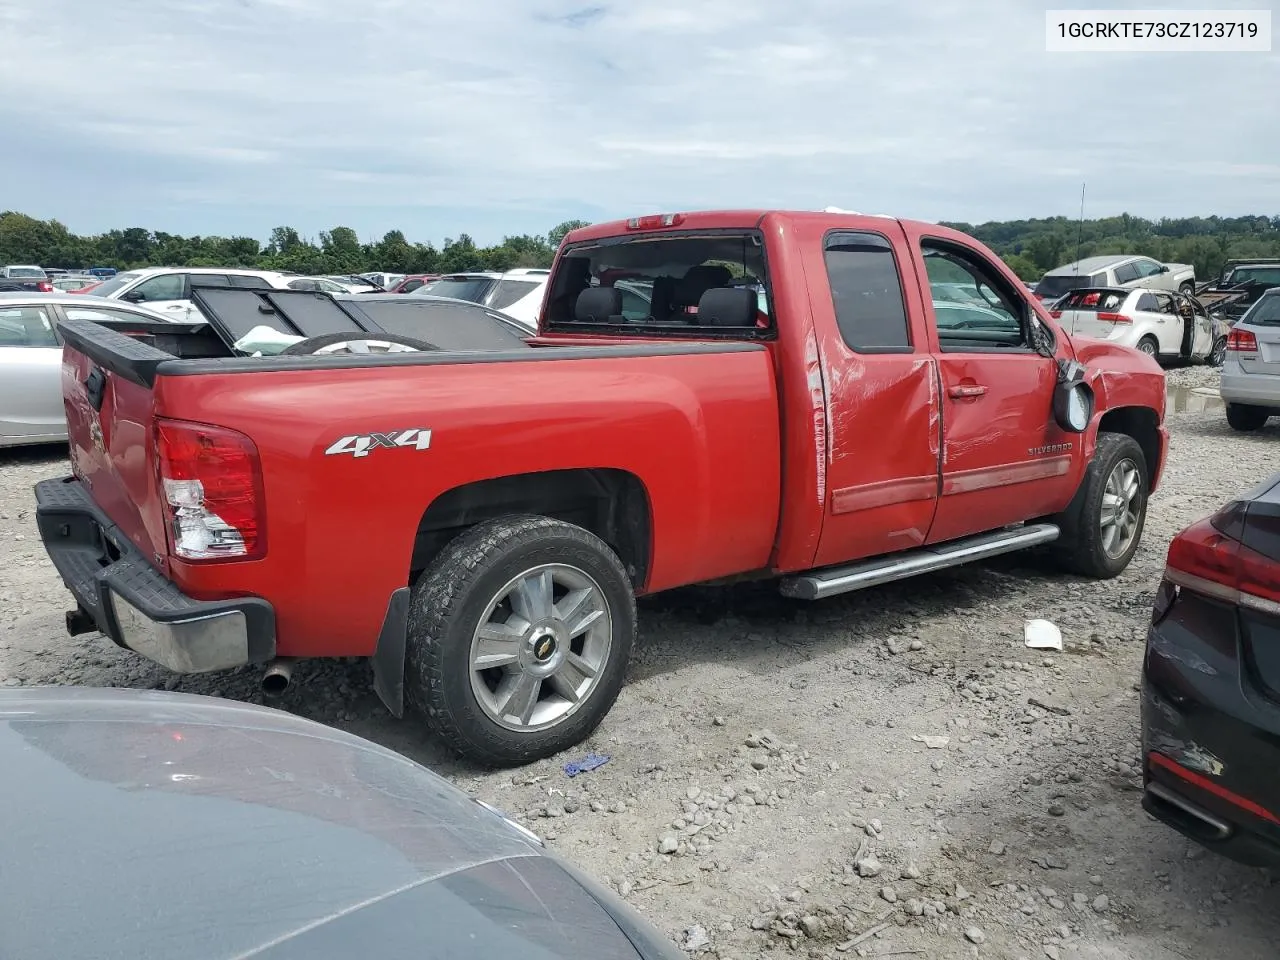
[2,209,1277,282]
[0,211,591,276]
[942,212,1280,281]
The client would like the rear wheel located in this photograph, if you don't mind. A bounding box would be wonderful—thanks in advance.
[405,516,635,767]
[1178,281,1195,295]
[1225,403,1270,432]
[1052,432,1148,579]
[1136,336,1159,359]
[1207,336,1226,367]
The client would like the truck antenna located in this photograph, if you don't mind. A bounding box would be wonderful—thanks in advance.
[1074,182,1086,274]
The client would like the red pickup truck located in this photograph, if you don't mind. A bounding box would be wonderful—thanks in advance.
[36,210,1168,766]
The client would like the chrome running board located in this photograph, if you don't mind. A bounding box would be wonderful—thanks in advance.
[779,523,1061,601]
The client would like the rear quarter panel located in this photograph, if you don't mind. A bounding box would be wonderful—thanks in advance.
[155,348,782,658]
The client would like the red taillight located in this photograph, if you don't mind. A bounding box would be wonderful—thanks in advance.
[1096,311,1130,323]
[37,281,53,292]
[1227,328,1258,351]
[1049,310,1062,319]
[1164,513,1280,614]
[155,418,265,562]
[625,213,684,230]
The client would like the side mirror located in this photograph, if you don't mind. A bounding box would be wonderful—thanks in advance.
[121,290,145,302]
[1053,359,1095,433]
[1159,265,1170,273]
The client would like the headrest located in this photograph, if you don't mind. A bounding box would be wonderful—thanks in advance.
[574,285,623,322]
[675,264,733,300]
[696,287,757,327]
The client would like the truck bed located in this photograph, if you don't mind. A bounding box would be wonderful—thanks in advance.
[56,315,783,660]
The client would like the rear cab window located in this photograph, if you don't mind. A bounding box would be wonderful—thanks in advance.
[544,231,772,338]
[1227,266,1280,286]
[822,231,911,352]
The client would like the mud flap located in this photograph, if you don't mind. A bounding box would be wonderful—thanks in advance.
[372,587,411,718]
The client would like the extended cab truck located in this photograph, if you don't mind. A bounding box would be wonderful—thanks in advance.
[35,211,1169,767]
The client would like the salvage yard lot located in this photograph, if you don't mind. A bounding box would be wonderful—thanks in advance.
[1,364,1277,960]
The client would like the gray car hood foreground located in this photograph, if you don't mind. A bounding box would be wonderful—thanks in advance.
[0,688,674,960]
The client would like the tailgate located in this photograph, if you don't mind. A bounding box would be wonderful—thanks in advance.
[59,320,174,568]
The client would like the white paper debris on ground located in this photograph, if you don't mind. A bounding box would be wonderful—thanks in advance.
[911,735,950,749]
[1024,618,1063,651]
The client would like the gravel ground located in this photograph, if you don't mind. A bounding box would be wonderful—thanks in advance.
[3,363,1278,959]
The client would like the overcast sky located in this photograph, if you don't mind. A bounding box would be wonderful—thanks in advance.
[1,0,1276,245]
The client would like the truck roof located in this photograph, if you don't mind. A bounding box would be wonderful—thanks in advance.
[562,210,978,247]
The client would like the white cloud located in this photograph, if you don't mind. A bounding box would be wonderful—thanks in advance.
[0,0,1276,243]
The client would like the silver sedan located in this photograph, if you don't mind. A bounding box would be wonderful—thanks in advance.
[0,293,176,449]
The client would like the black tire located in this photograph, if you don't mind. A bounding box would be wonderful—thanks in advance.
[405,515,636,767]
[279,332,437,355]
[1206,336,1227,367]
[1052,432,1149,579]
[1225,403,1270,432]
[1178,282,1195,295]
[1136,336,1159,359]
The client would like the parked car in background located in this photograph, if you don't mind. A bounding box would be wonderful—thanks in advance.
[1051,287,1227,364]
[0,686,684,960]
[1142,471,1280,868]
[1196,258,1280,324]
[38,209,1167,767]
[87,267,290,321]
[390,273,440,294]
[86,266,117,278]
[0,293,176,448]
[51,275,101,293]
[286,276,362,294]
[0,265,54,293]
[325,274,381,293]
[1036,255,1196,303]
[416,268,550,327]
[359,271,405,290]
[1219,289,1280,432]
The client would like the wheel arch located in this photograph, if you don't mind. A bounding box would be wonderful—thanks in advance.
[408,468,653,591]
[1096,405,1162,481]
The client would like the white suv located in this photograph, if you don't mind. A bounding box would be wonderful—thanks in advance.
[86,267,291,322]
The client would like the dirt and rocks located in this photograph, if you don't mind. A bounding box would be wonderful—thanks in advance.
[2,363,1278,959]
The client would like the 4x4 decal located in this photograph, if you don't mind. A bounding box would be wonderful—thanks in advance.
[325,428,432,458]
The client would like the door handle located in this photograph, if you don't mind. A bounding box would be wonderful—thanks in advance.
[949,384,987,399]
[164,304,184,310]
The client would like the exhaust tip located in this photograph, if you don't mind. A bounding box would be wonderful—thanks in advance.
[261,658,296,697]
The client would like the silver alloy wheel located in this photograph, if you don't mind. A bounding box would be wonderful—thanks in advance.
[1100,458,1142,559]
[468,563,612,732]
[311,339,421,354]
[1210,337,1226,366]
[1138,339,1156,356]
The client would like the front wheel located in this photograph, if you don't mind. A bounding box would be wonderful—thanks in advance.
[1052,432,1148,579]
[405,515,636,767]
[1225,403,1270,432]
[1178,282,1195,296]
